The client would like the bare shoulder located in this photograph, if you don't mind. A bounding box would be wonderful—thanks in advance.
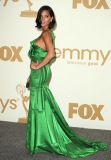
[41,31,52,40]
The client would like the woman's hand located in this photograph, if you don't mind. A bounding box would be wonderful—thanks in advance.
[30,61,39,70]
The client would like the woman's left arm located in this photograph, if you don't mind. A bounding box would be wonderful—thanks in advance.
[30,31,55,70]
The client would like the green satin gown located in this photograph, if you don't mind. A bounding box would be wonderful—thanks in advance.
[25,32,107,158]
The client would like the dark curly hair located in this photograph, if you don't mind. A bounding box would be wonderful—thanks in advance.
[35,5,56,29]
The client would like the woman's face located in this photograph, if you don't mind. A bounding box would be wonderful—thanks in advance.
[40,10,53,28]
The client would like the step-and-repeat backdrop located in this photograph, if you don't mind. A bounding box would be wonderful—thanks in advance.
[0,0,111,130]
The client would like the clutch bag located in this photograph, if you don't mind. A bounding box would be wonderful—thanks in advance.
[26,81,30,88]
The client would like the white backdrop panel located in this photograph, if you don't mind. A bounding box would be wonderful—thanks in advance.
[0,0,111,130]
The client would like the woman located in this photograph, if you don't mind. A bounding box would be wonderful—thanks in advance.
[25,5,107,158]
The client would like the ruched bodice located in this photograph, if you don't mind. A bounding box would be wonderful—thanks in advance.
[28,32,55,63]
[28,40,48,62]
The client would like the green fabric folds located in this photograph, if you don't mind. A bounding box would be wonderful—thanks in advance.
[25,32,107,158]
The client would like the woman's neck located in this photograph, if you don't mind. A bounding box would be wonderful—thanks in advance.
[42,26,50,32]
